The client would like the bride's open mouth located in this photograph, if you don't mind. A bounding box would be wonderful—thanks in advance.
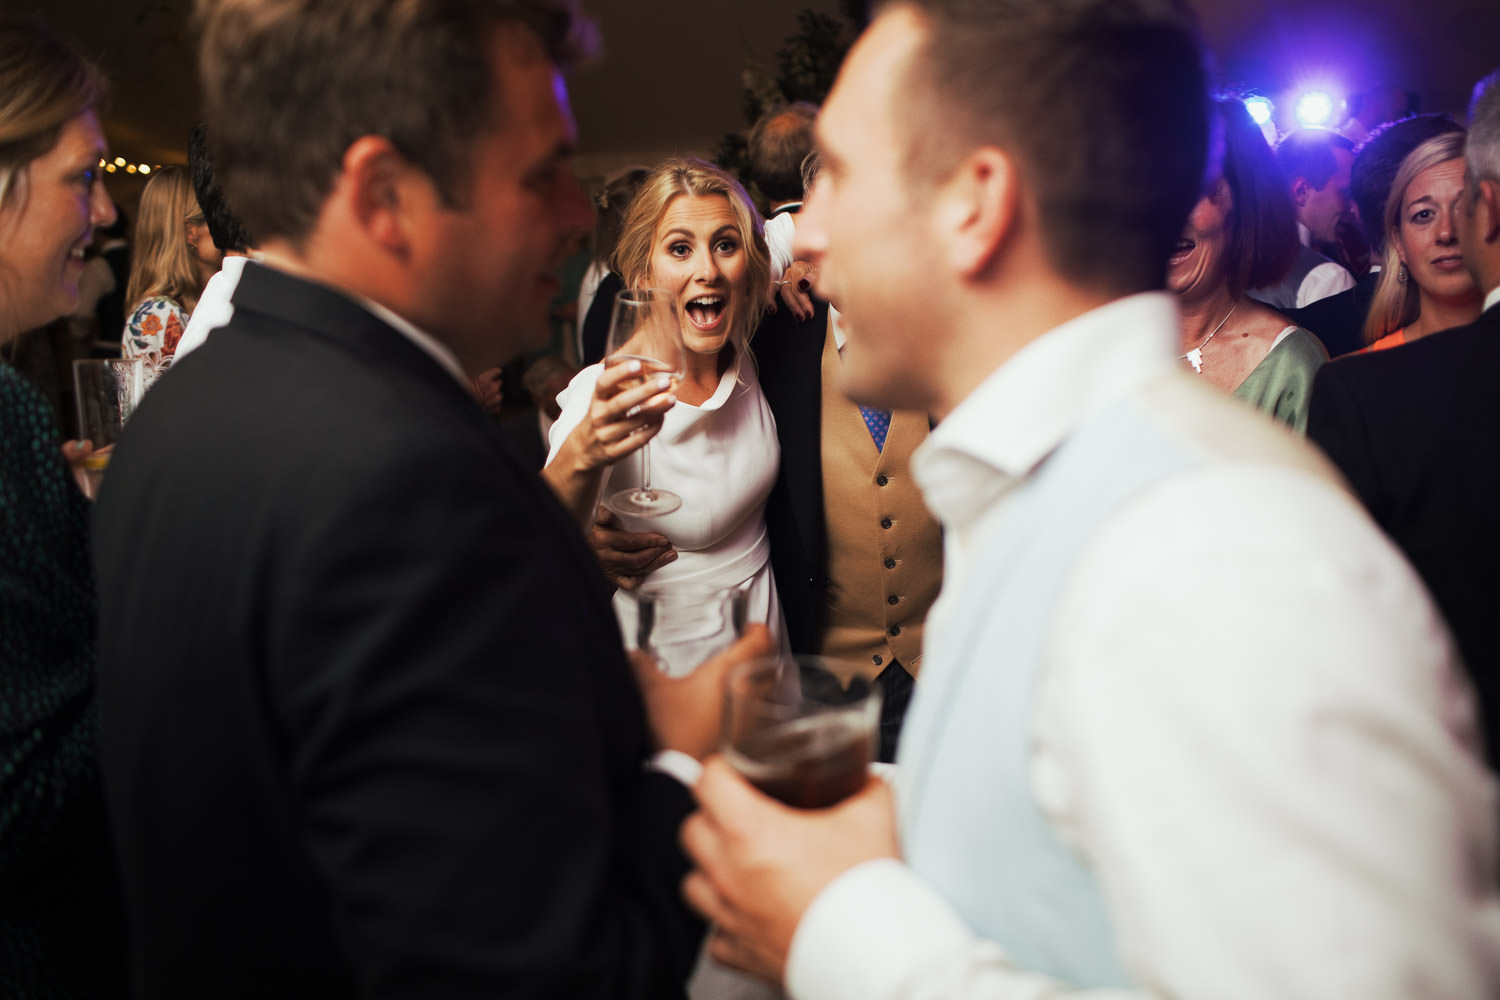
[1169,237,1195,265]
[685,295,727,330]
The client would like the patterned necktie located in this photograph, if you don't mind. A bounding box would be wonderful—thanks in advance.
[859,406,891,452]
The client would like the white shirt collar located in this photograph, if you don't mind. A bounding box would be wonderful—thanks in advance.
[253,257,471,389]
[1485,284,1500,314]
[830,305,847,353]
[914,292,1179,526]
[352,294,470,389]
[215,253,250,282]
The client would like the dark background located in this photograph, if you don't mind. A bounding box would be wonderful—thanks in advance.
[19,0,1500,206]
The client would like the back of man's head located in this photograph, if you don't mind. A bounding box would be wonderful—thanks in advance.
[1275,128,1357,191]
[1351,113,1463,251]
[1466,70,1500,296]
[188,121,253,254]
[195,0,593,250]
[1468,70,1500,188]
[747,102,819,208]
[888,0,1209,296]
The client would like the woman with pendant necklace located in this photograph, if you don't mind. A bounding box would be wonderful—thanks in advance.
[1170,99,1329,433]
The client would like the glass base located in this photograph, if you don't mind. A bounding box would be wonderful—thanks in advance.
[606,486,682,518]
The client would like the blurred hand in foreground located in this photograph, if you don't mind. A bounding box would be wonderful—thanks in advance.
[680,756,899,984]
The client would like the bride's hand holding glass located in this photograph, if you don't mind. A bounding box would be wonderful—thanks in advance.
[572,355,677,471]
[542,287,683,528]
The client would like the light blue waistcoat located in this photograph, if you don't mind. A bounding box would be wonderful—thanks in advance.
[900,388,1203,988]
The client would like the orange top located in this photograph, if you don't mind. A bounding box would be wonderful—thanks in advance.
[1364,328,1407,353]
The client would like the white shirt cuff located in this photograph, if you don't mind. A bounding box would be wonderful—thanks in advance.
[786,858,980,1000]
[649,748,703,788]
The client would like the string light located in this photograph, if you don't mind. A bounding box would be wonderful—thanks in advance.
[97,158,164,177]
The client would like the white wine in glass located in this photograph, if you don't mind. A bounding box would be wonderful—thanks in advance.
[602,287,685,518]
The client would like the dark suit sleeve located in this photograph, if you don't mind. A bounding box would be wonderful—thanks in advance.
[273,438,700,999]
[753,302,829,656]
[581,272,622,368]
[1307,361,1387,524]
[1288,288,1366,359]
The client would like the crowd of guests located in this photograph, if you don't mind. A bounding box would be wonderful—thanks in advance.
[3,0,1500,997]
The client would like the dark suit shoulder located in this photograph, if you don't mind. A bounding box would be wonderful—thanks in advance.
[94,280,704,994]
[1315,309,1500,399]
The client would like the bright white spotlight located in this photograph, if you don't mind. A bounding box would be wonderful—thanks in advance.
[1244,96,1274,126]
[1295,91,1335,128]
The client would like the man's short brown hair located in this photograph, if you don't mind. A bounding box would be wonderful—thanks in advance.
[886,0,1210,297]
[747,102,819,207]
[195,0,595,247]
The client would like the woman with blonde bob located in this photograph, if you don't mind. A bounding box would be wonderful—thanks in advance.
[0,17,128,994]
[545,156,787,650]
[1364,131,1482,350]
[121,163,216,363]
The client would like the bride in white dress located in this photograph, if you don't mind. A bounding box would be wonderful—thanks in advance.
[544,157,788,653]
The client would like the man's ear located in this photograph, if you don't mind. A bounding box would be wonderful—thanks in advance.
[1476,178,1500,245]
[935,146,1018,278]
[1290,175,1312,208]
[339,135,419,257]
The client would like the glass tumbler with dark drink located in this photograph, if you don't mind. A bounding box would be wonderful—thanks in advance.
[722,656,881,809]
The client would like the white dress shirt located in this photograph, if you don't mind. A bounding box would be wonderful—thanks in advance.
[765,211,798,280]
[1294,221,1356,308]
[786,293,1500,999]
[172,253,250,364]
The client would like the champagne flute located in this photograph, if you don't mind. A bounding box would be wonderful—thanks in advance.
[602,287,684,518]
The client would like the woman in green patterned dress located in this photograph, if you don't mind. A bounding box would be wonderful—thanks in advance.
[0,18,128,997]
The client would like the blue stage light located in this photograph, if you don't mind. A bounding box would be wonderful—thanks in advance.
[1295,91,1335,128]
[1244,96,1274,126]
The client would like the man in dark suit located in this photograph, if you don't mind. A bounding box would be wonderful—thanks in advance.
[92,1,761,996]
[1307,69,1500,769]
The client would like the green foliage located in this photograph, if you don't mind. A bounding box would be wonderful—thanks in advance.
[776,11,849,106]
[713,6,856,182]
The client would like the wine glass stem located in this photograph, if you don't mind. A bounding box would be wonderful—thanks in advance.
[640,441,653,495]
